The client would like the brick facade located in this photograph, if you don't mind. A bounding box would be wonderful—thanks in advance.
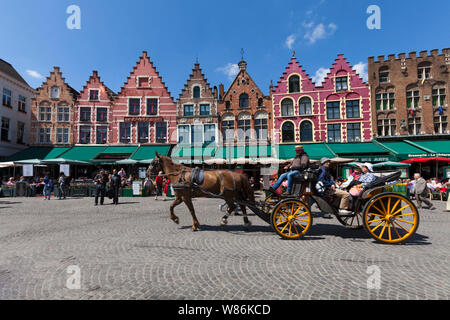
[176,62,219,145]
[273,54,372,144]
[217,60,272,145]
[31,67,79,146]
[368,48,450,137]
[110,51,177,145]
[73,71,115,145]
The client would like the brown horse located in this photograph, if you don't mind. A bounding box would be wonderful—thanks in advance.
[148,152,255,231]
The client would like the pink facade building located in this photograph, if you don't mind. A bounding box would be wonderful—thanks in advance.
[111,51,177,145]
[272,54,372,144]
[74,71,115,145]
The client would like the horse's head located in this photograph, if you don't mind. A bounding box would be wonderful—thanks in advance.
[147,152,164,177]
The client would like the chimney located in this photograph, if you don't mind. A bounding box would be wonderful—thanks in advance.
[409,51,417,59]
[419,50,428,58]
[219,84,224,100]
[388,54,395,61]
[377,55,385,62]
[398,53,406,60]
[269,80,273,94]
[430,49,439,56]
[213,86,218,99]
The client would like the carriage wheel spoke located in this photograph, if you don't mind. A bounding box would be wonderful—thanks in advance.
[372,204,386,216]
[387,197,391,216]
[370,220,385,233]
[393,221,410,233]
[393,224,402,239]
[280,221,290,233]
[396,219,415,225]
[276,220,288,227]
[392,205,410,217]
[292,223,300,235]
[368,218,384,224]
[294,218,310,223]
[379,221,388,239]
[294,221,306,231]
[378,199,388,216]
[387,222,392,241]
[390,199,401,215]
[396,213,414,218]
[288,223,292,237]
[367,212,385,218]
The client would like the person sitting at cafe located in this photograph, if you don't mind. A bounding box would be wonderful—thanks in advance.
[268,145,310,196]
[6,177,16,186]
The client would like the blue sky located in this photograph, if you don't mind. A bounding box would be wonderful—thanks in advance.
[2,0,449,96]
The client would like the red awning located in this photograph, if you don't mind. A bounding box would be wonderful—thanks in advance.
[401,157,450,164]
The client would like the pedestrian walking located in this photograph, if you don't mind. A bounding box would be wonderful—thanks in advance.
[412,173,436,210]
[110,169,121,205]
[94,169,109,206]
[58,172,67,200]
[43,173,54,200]
[162,177,170,201]
[155,171,164,200]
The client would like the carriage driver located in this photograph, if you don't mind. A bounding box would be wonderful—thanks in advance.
[268,146,310,196]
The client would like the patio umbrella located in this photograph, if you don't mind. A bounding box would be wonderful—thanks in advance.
[373,161,411,168]
[400,157,429,164]
[116,159,139,165]
[204,158,227,165]
[330,157,356,164]
[16,159,42,165]
[41,158,91,165]
[0,161,22,168]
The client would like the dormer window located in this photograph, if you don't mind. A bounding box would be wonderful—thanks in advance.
[89,89,99,101]
[335,77,348,91]
[50,86,60,99]
[288,75,300,93]
[239,93,249,109]
[138,77,150,88]
[193,86,201,98]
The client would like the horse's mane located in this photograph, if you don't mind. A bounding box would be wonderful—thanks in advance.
[160,155,191,171]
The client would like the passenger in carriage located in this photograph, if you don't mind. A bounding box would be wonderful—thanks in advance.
[316,158,352,215]
[268,146,310,196]
[357,163,377,188]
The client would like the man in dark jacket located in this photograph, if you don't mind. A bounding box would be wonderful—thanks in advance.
[110,169,121,205]
[269,146,310,196]
[94,170,109,206]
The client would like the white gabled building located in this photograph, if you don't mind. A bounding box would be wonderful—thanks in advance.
[0,59,36,159]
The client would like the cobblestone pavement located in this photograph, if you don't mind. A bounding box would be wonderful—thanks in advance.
[0,194,449,300]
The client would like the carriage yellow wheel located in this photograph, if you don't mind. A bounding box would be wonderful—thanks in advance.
[270,199,313,240]
[363,193,419,244]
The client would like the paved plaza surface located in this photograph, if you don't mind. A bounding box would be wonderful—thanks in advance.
[0,194,449,300]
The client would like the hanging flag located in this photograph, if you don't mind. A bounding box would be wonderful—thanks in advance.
[439,105,443,115]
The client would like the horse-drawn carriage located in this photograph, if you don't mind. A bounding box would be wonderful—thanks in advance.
[149,154,419,245]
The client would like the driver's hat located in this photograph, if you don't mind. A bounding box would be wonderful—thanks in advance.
[294,145,304,151]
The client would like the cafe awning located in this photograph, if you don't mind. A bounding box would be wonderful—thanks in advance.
[376,141,430,160]
[131,145,171,160]
[59,146,107,162]
[404,140,450,157]
[326,142,394,162]
[3,147,70,162]
[275,143,335,160]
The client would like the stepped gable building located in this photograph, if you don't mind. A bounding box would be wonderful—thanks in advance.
[74,71,116,145]
[368,48,450,137]
[31,67,79,146]
[176,62,219,146]
[0,59,35,158]
[273,53,372,144]
[217,59,272,144]
[111,51,177,145]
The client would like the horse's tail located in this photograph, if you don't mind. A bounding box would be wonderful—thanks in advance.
[240,175,255,203]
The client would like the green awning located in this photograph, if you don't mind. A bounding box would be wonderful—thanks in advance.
[100,146,139,154]
[327,142,394,162]
[378,141,430,160]
[171,145,218,161]
[3,147,69,162]
[405,140,450,157]
[131,145,171,160]
[60,146,107,162]
[275,144,335,160]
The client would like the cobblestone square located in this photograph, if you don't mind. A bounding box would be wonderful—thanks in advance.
[0,195,449,300]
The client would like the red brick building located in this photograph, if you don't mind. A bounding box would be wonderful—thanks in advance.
[110,51,177,145]
[217,59,272,145]
[31,67,79,146]
[176,62,218,145]
[368,48,450,137]
[74,71,115,145]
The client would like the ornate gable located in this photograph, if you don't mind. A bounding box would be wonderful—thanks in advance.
[178,63,214,101]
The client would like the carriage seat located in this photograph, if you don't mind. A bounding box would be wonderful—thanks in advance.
[363,171,402,190]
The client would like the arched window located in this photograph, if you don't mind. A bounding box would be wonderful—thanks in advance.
[281,98,294,117]
[239,93,249,109]
[237,112,251,141]
[193,86,201,98]
[282,122,295,143]
[222,113,235,141]
[299,97,312,115]
[300,121,313,142]
[289,75,300,93]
